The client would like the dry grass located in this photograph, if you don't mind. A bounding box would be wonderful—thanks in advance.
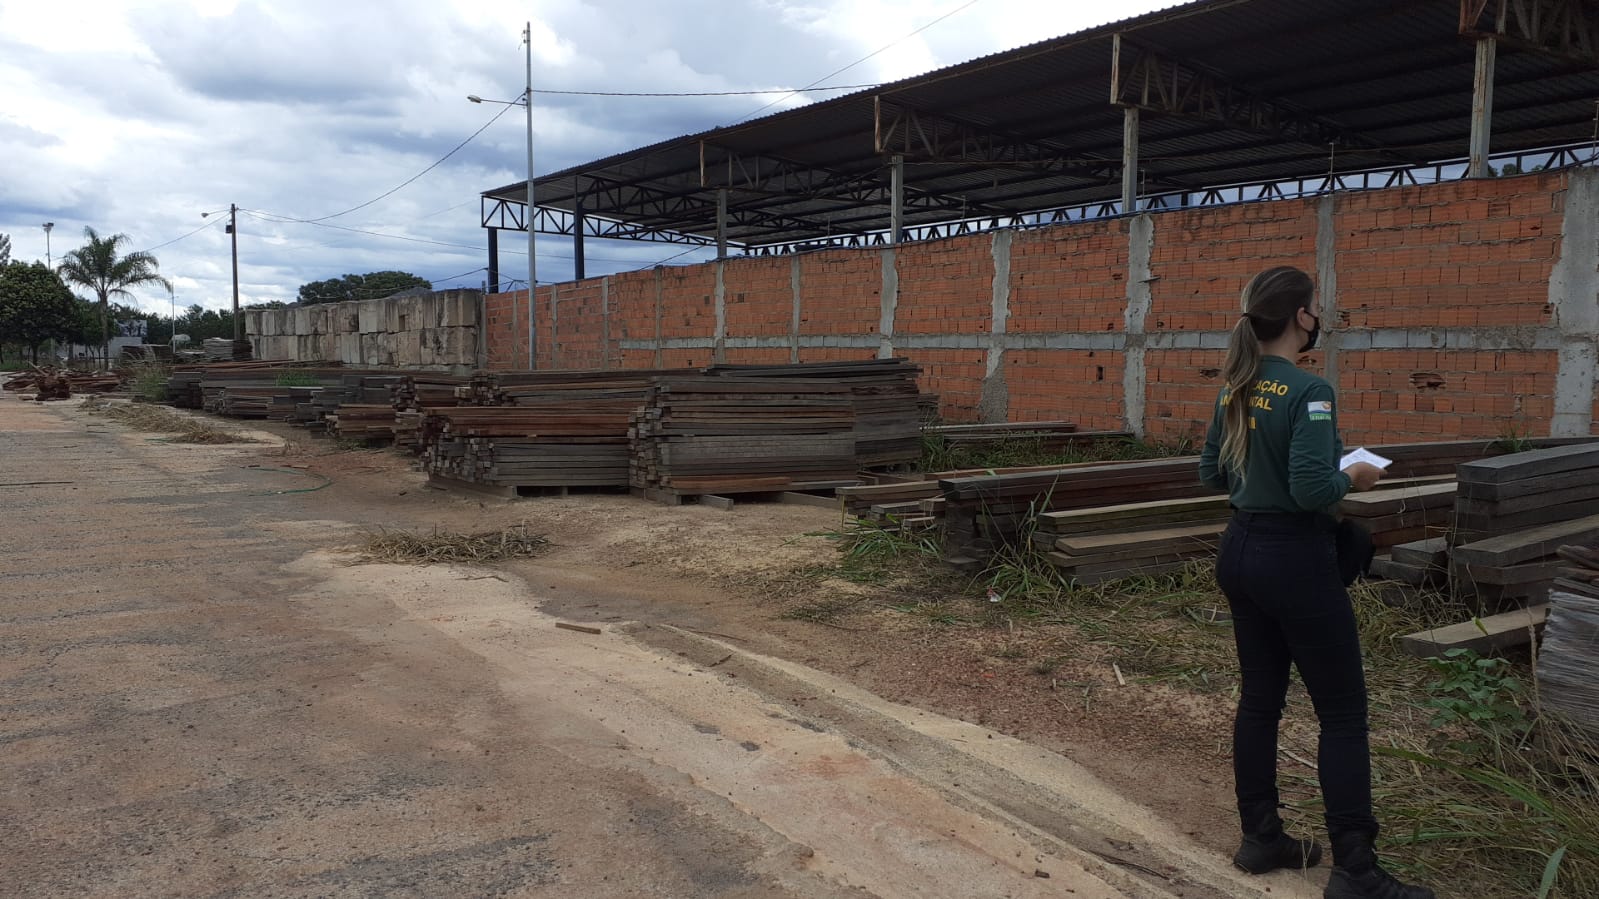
[85,397,259,444]
[796,522,1598,898]
[355,524,550,565]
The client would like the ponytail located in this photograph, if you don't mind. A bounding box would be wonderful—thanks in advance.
[1217,265,1312,476]
[1220,315,1261,476]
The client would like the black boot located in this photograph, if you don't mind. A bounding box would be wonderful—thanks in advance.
[1233,832,1323,874]
[1233,800,1322,874]
[1325,840,1434,899]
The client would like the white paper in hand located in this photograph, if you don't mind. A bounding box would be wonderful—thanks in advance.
[1340,447,1393,471]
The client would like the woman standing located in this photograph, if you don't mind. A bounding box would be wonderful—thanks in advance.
[1198,266,1433,899]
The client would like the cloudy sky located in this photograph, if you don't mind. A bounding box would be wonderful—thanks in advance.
[0,0,1175,314]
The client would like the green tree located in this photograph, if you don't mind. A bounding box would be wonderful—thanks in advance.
[0,233,11,265]
[296,271,431,304]
[0,261,79,363]
[56,227,173,363]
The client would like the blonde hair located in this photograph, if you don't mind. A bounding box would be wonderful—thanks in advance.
[1219,266,1316,475]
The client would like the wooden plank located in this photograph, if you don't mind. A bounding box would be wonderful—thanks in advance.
[698,494,736,511]
[1055,522,1226,555]
[1451,514,1599,567]
[1400,605,1549,658]
[781,491,843,509]
[1391,537,1449,568]
[1453,499,1599,537]
[1455,466,1599,502]
[1455,442,1599,484]
[1454,481,1599,516]
[1340,482,1456,517]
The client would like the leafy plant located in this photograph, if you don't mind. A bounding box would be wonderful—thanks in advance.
[1424,649,1529,743]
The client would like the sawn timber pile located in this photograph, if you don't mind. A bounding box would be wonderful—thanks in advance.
[704,359,925,468]
[630,377,857,497]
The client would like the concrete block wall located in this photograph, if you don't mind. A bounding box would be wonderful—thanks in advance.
[483,169,1599,445]
[246,289,481,370]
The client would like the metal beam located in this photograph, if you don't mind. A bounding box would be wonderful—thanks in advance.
[1110,33,1397,159]
[873,97,1124,181]
[1121,106,1139,213]
[890,155,904,243]
[1471,36,1498,177]
[1461,0,1599,65]
[481,196,722,247]
[572,197,586,280]
[716,188,728,259]
[487,227,500,293]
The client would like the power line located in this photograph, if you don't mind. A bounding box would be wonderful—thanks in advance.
[534,83,878,97]
[134,212,229,255]
[266,102,518,225]
[733,0,983,123]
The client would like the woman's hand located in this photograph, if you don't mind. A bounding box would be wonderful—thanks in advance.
[1343,461,1385,492]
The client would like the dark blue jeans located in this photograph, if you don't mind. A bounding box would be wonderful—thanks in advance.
[1216,511,1379,859]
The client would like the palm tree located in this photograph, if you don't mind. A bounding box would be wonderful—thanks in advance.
[57,227,173,364]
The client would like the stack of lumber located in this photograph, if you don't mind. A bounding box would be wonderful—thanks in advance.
[391,373,471,411]
[1445,444,1599,605]
[1371,537,1451,587]
[704,359,924,468]
[630,377,857,498]
[328,405,399,440]
[1451,513,1599,607]
[1032,496,1233,585]
[1554,543,1599,600]
[1452,443,1599,544]
[937,457,1215,565]
[166,360,339,408]
[201,338,253,362]
[2,367,123,398]
[418,406,633,488]
[1338,477,1456,549]
[1534,562,1599,735]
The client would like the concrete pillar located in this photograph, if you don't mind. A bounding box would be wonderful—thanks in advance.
[790,255,802,364]
[713,259,727,363]
[1551,168,1599,436]
[653,267,664,369]
[979,230,1013,423]
[1123,215,1155,438]
[878,248,899,359]
[1469,36,1497,178]
[1122,106,1140,214]
[1316,194,1342,392]
[601,276,611,368]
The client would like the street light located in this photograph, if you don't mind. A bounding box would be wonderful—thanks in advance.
[42,222,53,267]
[469,20,536,369]
[201,204,241,342]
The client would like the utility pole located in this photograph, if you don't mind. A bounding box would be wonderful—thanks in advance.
[524,21,537,370]
[229,203,241,341]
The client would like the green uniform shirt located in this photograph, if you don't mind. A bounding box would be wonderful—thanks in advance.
[1198,355,1351,513]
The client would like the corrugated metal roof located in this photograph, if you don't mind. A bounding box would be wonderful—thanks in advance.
[483,0,1599,246]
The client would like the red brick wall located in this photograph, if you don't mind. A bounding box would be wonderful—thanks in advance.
[552,281,607,369]
[481,171,1581,445]
[1008,349,1125,431]
[723,257,792,341]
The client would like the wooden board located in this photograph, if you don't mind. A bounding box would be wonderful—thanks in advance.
[1400,604,1549,658]
[1054,522,1226,555]
[1455,466,1599,502]
[1339,482,1456,517]
[1456,442,1599,484]
[1451,513,1599,567]
[1391,537,1449,568]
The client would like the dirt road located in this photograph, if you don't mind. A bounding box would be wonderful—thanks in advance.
[0,392,1318,898]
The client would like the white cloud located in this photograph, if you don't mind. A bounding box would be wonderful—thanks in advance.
[0,0,1175,313]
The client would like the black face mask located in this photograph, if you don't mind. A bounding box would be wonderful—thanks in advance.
[1300,312,1321,353]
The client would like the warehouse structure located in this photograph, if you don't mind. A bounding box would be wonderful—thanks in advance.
[460,0,1599,443]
